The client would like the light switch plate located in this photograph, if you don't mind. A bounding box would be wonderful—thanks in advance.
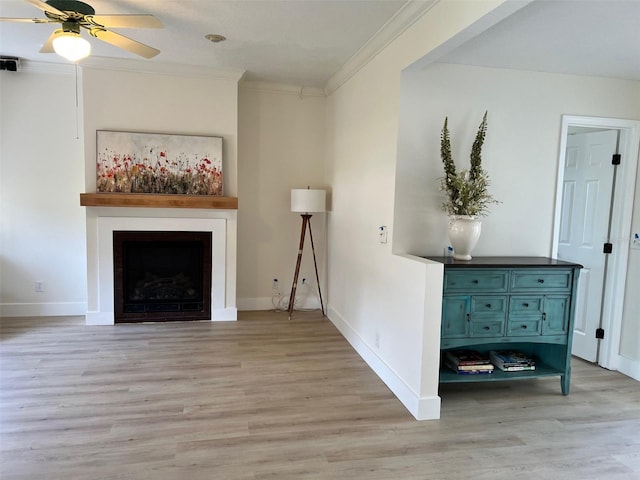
[379,226,387,244]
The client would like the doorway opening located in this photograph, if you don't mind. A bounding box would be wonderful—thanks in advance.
[552,115,639,374]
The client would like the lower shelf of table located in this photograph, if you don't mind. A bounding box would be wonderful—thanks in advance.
[439,361,565,384]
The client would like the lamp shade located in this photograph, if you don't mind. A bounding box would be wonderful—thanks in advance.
[291,189,326,213]
[53,31,91,62]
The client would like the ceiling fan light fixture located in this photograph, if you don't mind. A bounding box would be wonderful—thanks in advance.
[52,30,91,62]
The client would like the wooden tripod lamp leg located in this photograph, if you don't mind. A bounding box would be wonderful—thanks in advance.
[288,214,310,319]
[307,220,325,316]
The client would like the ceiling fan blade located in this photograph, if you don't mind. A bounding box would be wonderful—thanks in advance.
[90,29,159,59]
[0,17,56,23]
[39,29,60,53]
[24,0,67,18]
[88,14,163,29]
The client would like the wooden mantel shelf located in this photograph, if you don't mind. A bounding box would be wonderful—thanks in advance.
[80,193,238,210]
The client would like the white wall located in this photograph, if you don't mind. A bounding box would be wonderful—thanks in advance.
[394,63,640,257]
[237,83,327,311]
[620,167,640,373]
[0,66,87,316]
[324,1,516,420]
[81,67,240,196]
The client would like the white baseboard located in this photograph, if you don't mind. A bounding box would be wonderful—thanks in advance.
[617,355,640,382]
[237,295,320,311]
[237,296,279,311]
[0,302,87,318]
[212,307,237,321]
[85,311,114,325]
[84,308,238,325]
[327,306,441,421]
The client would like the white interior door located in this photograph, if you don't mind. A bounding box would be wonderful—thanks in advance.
[557,129,618,362]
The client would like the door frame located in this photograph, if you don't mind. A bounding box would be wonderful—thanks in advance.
[551,115,640,373]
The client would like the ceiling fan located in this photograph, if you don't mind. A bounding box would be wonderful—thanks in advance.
[0,0,163,61]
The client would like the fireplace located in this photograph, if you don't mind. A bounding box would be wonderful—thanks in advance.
[113,231,212,323]
[85,214,235,325]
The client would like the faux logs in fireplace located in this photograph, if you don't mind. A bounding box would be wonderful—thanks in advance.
[113,231,212,323]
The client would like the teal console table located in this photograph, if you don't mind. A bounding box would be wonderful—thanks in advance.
[426,256,582,394]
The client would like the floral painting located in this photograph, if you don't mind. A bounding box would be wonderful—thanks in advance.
[96,131,223,195]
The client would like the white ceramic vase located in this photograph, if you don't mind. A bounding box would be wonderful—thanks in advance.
[448,215,482,260]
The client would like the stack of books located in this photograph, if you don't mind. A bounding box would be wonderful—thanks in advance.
[443,350,494,375]
[489,350,536,371]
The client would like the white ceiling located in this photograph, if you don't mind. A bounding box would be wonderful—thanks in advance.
[0,0,417,87]
[438,0,640,82]
[1,1,639,87]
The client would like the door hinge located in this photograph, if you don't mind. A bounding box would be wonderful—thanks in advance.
[603,242,613,254]
[612,153,621,165]
[596,328,605,339]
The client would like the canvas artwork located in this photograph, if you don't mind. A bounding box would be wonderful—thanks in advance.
[96,131,223,195]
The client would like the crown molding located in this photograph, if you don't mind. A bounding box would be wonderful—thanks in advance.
[80,57,246,82]
[15,60,76,75]
[239,80,325,97]
[324,0,439,95]
[10,57,246,81]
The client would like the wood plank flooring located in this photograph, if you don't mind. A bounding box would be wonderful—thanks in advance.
[1,311,639,479]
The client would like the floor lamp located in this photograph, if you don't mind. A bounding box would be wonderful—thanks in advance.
[288,188,326,319]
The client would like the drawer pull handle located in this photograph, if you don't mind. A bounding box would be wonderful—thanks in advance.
[472,279,479,284]
[521,325,528,329]
[542,313,547,321]
[486,304,492,308]
[466,313,471,322]
[538,278,545,283]
[523,303,529,307]
[484,326,490,330]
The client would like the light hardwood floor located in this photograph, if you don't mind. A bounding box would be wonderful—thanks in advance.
[1,311,639,480]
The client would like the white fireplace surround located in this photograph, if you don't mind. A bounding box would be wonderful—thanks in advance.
[85,212,236,325]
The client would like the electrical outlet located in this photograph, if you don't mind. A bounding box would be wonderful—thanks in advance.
[272,278,279,290]
[374,331,380,348]
[632,233,640,250]
[34,281,45,293]
[302,278,307,285]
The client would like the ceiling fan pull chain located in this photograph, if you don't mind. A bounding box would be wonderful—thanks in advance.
[75,62,80,140]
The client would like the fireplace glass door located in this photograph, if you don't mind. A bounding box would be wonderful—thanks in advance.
[113,231,212,323]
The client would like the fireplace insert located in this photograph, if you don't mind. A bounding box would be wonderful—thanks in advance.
[113,231,212,323]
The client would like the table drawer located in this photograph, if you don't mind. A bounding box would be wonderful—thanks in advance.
[471,296,507,315]
[509,296,543,314]
[507,319,542,336]
[511,270,572,291]
[470,321,504,337]
[444,270,509,292]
